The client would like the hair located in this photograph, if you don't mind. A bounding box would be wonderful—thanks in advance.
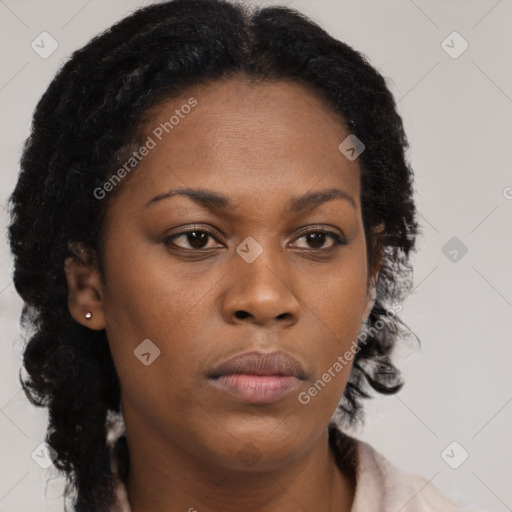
[7,0,419,510]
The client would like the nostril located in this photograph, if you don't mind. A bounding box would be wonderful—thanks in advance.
[235,310,250,319]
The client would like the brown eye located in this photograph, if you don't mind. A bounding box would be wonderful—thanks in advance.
[292,229,347,250]
[165,230,221,250]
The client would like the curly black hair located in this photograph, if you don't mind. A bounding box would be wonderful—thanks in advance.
[7,0,419,510]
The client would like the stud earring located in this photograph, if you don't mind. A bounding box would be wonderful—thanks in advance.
[85,312,92,319]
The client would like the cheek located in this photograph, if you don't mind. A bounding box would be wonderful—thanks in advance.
[101,238,205,343]
[307,248,369,338]
[101,245,223,415]
[288,256,367,415]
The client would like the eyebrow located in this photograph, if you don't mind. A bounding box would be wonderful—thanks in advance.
[144,187,356,212]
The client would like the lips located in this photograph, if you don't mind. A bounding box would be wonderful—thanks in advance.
[208,351,306,404]
[209,350,307,380]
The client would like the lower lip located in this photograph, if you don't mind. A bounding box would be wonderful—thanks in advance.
[210,374,302,404]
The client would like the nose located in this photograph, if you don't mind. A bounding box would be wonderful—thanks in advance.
[220,248,300,328]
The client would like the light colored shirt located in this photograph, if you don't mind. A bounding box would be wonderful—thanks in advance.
[351,439,463,511]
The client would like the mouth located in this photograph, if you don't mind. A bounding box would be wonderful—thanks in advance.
[208,350,306,404]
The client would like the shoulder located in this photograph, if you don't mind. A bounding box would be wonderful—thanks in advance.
[352,438,462,511]
[109,480,131,512]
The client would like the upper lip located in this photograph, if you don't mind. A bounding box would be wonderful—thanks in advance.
[209,350,307,379]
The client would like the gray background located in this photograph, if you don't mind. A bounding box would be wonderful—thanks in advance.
[1,0,511,510]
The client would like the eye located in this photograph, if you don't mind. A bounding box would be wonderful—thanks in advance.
[291,228,347,250]
[165,228,222,250]
[164,226,347,253]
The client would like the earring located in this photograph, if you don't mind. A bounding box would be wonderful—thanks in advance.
[85,312,92,319]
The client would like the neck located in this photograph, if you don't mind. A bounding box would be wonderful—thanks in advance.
[123,426,355,512]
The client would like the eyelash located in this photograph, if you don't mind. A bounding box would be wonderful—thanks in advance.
[164,227,348,252]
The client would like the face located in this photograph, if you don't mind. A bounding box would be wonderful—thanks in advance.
[66,76,378,471]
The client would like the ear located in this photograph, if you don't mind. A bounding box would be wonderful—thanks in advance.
[362,278,379,325]
[63,242,106,331]
[362,223,385,323]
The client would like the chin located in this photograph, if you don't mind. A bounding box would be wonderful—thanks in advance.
[200,417,317,471]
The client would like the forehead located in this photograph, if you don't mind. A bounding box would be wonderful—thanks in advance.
[109,76,361,214]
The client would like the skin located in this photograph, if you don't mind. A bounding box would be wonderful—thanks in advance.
[64,75,380,512]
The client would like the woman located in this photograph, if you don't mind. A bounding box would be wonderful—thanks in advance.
[7,0,466,510]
